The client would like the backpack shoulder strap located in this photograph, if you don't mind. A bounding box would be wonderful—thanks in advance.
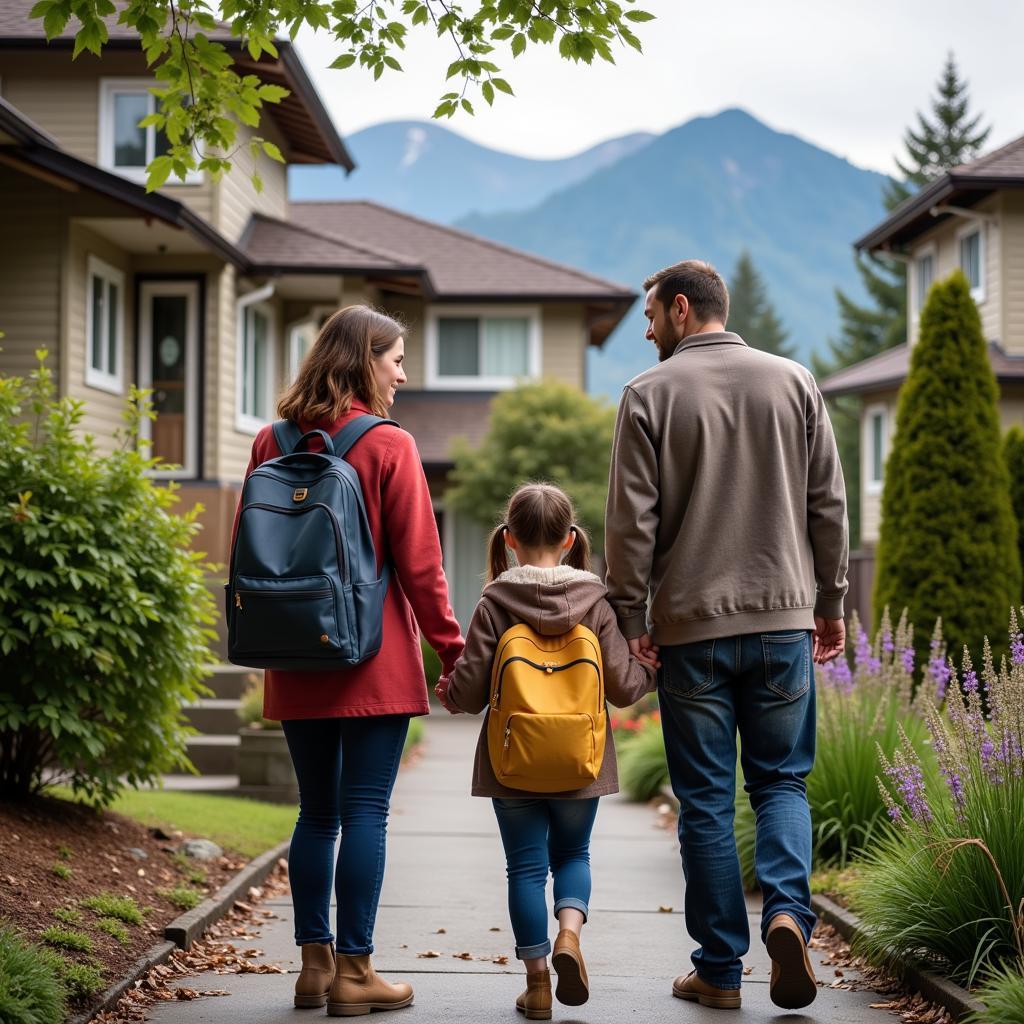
[271,419,304,456]
[330,415,399,460]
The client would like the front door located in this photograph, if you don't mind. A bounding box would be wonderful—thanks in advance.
[138,280,200,478]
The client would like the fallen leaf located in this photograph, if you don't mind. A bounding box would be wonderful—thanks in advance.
[742,967,752,976]
[416,951,441,958]
[489,927,501,932]
[453,952,474,960]
[435,927,447,934]
[492,955,509,965]
[658,905,673,913]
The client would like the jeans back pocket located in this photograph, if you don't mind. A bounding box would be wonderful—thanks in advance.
[761,631,811,701]
[659,639,715,698]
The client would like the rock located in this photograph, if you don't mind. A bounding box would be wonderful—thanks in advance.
[181,839,223,860]
[126,847,149,860]
[149,826,174,840]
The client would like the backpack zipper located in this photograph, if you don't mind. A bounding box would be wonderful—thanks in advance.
[234,585,332,613]
[491,657,600,710]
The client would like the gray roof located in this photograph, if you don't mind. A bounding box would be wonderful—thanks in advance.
[392,391,495,466]
[819,342,1024,397]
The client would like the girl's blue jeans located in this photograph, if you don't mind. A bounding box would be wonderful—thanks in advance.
[491,796,600,959]
[282,714,410,954]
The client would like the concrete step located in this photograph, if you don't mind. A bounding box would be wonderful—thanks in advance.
[185,734,239,775]
[185,698,242,735]
[202,664,262,700]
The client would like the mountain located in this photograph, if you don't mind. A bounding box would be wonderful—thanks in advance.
[456,108,891,395]
[288,120,656,223]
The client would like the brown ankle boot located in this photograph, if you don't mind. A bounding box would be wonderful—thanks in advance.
[327,953,413,1017]
[765,913,817,1009]
[514,969,552,1021]
[672,970,741,1009]
[551,929,589,1006]
[294,942,335,1008]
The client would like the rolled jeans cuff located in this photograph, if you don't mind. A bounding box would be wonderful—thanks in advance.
[296,934,335,946]
[515,939,551,960]
[552,897,589,922]
[336,941,374,956]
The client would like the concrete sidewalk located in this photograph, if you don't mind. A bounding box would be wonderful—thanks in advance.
[150,714,896,1023]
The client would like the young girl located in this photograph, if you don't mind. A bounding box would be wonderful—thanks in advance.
[436,483,656,1020]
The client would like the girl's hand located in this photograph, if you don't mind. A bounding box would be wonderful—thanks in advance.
[434,674,462,714]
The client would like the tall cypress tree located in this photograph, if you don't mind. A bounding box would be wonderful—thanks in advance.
[816,52,990,548]
[873,272,1020,668]
[1004,427,1024,604]
[727,250,795,359]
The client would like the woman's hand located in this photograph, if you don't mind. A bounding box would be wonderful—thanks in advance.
[434,673,462,714]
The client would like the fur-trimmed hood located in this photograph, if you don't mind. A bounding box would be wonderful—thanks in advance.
[483,563,609,636]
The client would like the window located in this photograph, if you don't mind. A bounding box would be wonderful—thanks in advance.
[915,250,935,312]
[865,405,888,494]
[237,304,274,432]
[98,79,201,184]
[426,307,540,389]
[85,256,124,393]
[959,226,985,301]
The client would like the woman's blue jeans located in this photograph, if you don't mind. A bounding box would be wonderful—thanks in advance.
[282,714,409,953]
[492,797,600,960]
[657,631,816,990]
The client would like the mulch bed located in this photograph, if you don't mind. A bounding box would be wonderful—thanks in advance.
[0,794,246,1019]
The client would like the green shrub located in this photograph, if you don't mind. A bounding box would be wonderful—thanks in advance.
[94,918,130,946]
[158,886,202,911]
[56,959,104,1001]
[0,353,217,806]
[0,928,66,1024]
[80,893,143,925]
[967,964,1024,1023]
[1005,426,1024,605]
[236,674,276,729]
[421,637,442,693]
[39,927,93,954]
[873,271,1021,669]
[853,616,1024,985]
[52,908,81,926]
[49,863,71,880]
[617,717,670,802]
[403,716,424,756]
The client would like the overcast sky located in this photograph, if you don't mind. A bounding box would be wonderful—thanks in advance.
[295,0,1021,175]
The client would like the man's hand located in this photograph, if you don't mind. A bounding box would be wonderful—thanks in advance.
[434,673,462,714]
[628,633,661,669]
[813,616,846,665]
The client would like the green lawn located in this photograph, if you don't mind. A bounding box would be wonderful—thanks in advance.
[104,791,296,859]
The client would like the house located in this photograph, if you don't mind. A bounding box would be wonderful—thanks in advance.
[819,135,1024,619]
[0,4,636,632]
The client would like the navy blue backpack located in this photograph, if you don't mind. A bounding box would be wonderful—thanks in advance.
[226,416,397,670]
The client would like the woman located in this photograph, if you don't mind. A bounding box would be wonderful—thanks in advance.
[236,305,464,1016]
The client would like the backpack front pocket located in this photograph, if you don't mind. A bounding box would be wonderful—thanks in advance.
[499,712,598,792]
[230,574,342,662]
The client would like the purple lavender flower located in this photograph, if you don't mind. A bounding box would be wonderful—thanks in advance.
[963,669,979,694]
[855,627,871,671]
[929,655,951,700]
[884,758,932,823]
[822,656,854,693]
[882,629,895,655]
[1012,631,1024,666]
[901,646,915,674]
[942,767,966,815]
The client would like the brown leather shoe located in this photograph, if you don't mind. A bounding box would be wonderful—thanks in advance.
[294,942,335,1008]
[672,971,741,1009]
[327,953,413,1016]
[551,929,589,1006]
[765,914,817,1009]
[514,969,552,1021]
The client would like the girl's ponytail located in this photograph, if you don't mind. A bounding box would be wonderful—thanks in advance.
[564,524,592,572]
[487,523,510,583]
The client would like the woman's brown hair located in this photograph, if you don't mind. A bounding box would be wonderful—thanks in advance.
[277,305,404,423]
[487,482,592,582]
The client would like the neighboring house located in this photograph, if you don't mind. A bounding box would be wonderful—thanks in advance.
[0,6,635,630]
[819,135,1024,618]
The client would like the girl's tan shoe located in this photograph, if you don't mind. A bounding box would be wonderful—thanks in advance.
[514,969,552,1021]
[327,953,413,1016]
[551,929,589,1006]
[294,942,335,1008]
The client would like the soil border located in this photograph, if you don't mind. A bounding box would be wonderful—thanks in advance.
[67,838,291,1024]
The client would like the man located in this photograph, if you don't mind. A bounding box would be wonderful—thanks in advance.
[604,260,848,1010]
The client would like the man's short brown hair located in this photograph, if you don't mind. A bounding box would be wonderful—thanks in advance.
[643,260,730,325]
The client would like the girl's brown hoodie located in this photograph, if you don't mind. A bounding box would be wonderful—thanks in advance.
[446,564,656,800]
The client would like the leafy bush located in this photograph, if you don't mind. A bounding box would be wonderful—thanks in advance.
[0,927,66,1024]
[735,611,938,888]
[853,614,1024,985]
[404,716,424,756]
[873,272,1021,669]
[617,716,670,802]
[40,927,93,954]
[1005,426,1024,605]
[0,353,217,806]
[80,892,143,925]
[967,964,1024,1023]
[236,674,276,729]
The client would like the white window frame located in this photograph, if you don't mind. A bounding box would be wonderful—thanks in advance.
[236,300,276,435]
[84,255,125,394]
[138,280,201,479]
[864,403,888,496]
[957,223,986,304]
[98,78,202,185]
[424,305,541,390]
[912,242,937,314]
[285,305,334,382]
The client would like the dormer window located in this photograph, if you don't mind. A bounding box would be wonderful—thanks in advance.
[98,79,202,184]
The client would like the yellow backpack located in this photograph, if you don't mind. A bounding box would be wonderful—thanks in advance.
[487,622,607,792]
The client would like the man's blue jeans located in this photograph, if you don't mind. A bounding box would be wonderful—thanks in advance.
[282,714,409,954]
[492,797,600,959]
[658,630,816,990]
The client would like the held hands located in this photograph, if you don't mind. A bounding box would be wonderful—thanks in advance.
[812,616,846,665]
[434,673,462,714]
[628,633,661,670]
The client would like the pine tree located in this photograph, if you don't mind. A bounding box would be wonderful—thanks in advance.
[873,272,1020,669]
[727,251,795,359]
[1004,427,1024,604]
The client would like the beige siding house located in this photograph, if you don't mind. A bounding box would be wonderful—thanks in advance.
[0,5,635,632]
[820,136,1024,618]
